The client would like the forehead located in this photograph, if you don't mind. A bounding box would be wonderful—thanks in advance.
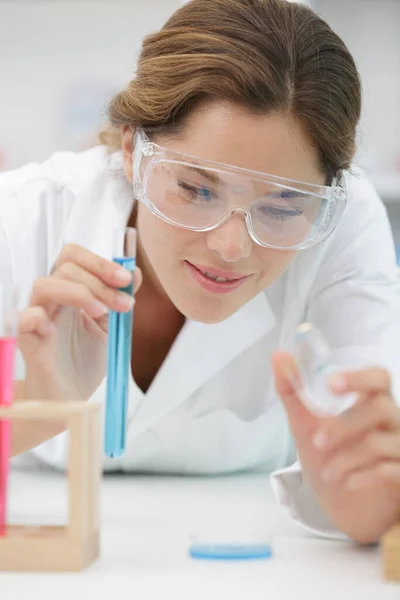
[156,100,325,185]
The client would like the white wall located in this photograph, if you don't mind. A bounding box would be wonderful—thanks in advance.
[313,0,400,177]
[1,0,399,192]
[312,0,400,240]
[0,0,179,169]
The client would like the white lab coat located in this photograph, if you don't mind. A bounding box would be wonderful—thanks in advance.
[1,146,399,539]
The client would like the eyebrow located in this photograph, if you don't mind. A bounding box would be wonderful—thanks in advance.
[184,165,221,185]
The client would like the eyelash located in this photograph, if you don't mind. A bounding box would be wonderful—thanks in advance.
[258,206,303,222]
[177,180,215,201]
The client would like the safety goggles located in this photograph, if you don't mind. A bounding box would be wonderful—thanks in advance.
[132,129,347,251]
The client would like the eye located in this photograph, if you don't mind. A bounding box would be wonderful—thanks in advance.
[257,205,303,222]
[177,180,217,202]
[271,189,307,201]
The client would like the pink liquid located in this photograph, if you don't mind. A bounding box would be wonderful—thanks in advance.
[0,337,16,536]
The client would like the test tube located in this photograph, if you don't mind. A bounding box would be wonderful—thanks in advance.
[0,284,18,535]
[104,227,136,458]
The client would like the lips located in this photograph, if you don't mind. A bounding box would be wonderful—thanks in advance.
[189,263,249,281]
[185,261,251,295]
[199,270,238,283]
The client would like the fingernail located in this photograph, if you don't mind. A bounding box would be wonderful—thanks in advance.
[114,266,133,285]
[313,430,328,449]
[329,373,347,393]
[91,300,108,317]
[116,293,134,311]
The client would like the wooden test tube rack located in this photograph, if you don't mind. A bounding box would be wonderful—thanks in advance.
[382,523,400,582]
[0,401,101,571]
[0,401,399,579]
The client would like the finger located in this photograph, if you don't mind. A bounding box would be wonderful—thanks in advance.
[30,277,110,319]
[18,306,57,338]
[81,310,109,337]
[322,432,400,483]
[313,393,400,451]
[329,366,392,395]
[52,262,134,313]
[271,350,319,437]
[271,350,301,400]
[346,461,400,492]
[54,243,133,288]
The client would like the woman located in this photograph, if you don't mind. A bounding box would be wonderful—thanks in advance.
[1,0,400,543]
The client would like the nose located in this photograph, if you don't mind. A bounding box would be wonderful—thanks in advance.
[206,212,253,262]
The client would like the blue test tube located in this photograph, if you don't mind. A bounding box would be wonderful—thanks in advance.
[104,227,136,458]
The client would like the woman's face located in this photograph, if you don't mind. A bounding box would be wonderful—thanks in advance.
[122,101,326,324]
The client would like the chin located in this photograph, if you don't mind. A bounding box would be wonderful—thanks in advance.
[176,296,241,325]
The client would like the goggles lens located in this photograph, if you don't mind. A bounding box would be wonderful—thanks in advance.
[134,131,346,250]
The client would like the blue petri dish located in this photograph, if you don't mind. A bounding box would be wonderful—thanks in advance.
[189,543,273,561]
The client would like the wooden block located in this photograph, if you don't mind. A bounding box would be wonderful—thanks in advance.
[0,526,99,571]
[0,401,102,572]
[382,523,400,582]
[0,400,100,421]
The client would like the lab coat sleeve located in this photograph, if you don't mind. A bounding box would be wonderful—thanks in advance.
[0,147,106,309]
[271,461,348,539]
[271,169,400,539]
[0,168,78,383]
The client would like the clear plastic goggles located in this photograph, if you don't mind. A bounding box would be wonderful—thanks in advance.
[132,129,347,251]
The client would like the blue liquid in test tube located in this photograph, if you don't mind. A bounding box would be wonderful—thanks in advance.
[104,227,136,458]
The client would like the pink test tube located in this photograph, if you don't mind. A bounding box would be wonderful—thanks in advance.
[0,285,18,536]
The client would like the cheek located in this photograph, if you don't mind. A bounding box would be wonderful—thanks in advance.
[258,249,296,280]
[137,206,170,261]
[137,205,191,268]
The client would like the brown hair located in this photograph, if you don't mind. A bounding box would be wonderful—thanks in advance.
[101,0,362,180]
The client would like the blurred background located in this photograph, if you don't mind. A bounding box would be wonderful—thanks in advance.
[1,0,399,247]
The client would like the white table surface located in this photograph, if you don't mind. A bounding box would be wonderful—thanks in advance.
[2,467,399,599]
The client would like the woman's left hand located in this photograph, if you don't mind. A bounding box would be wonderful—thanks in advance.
[272,351,400,544]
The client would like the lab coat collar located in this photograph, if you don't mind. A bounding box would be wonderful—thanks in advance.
[128,290,277,436]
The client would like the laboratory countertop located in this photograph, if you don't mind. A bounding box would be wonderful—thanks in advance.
[2,467,399,599]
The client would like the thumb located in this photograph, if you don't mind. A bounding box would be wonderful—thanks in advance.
[271,350,319,439]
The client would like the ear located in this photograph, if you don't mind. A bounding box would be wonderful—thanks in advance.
[121,125,134,183]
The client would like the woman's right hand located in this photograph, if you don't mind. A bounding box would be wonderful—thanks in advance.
[17,243,142,403]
